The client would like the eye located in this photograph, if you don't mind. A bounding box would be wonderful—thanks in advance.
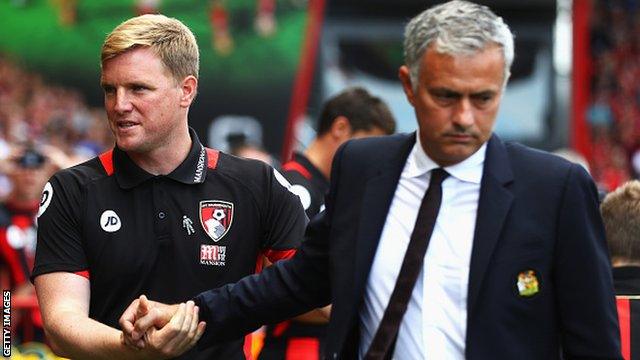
[102,85,115,95]
[432,92,458,105]
[472,94,494,107]
[132,85,148,92]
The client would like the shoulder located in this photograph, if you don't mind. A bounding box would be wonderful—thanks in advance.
[281,156,314,187]
[338,133,413,170]
[37,156,109,220]
[209,152,294,198]
[499,140,593,193]
[504,141,581,177]
[343,133,412,156]
[49,156,111,191]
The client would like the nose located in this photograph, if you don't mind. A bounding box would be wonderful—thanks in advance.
[452,98,474,128]
[113,88,133,114]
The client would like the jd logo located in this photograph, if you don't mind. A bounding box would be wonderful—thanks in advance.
[100,210,121,232]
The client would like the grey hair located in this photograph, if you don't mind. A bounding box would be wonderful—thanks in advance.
[404,0,514,89]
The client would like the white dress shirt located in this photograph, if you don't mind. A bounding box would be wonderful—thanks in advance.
[359,134,486,359]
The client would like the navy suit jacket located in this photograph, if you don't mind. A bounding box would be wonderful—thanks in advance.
[195,133,621,359]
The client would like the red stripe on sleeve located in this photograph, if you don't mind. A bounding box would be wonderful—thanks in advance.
[617,297,631,360]
[282,161,312,180]
[263,249,296,263]
[206,148,219,169]
[74,270,90,280]
[98,150,114,176]
[244,333,253,360]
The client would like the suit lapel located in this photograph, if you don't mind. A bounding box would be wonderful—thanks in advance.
[467,135,514,318]
[352,134,416,308]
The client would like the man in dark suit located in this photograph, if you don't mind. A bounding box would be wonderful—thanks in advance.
[122,1,621,358]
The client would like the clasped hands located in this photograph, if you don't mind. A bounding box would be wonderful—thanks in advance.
[119,295,206,358]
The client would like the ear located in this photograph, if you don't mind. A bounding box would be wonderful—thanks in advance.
[398,65,416,107]
[179,75,198,107]
[329,116,352,141]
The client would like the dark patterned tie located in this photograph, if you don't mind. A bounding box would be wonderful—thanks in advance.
[365,168,450,359]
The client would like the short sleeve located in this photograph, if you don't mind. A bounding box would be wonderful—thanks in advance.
[31,172,87,281]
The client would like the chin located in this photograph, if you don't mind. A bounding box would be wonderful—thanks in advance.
[115,140,137,152]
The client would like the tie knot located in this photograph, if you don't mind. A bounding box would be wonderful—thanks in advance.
[430,168,449,186]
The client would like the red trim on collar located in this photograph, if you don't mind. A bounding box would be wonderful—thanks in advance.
[282,161,311,180]
[98,150,114,176]
[206,148,219,169]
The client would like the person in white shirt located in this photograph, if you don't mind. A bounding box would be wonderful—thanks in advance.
[120,1,621,359]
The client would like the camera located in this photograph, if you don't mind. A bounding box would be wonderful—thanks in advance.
[15,148,46,168]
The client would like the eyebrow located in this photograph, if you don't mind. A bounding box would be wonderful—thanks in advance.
[429,88,497,98]
[470,90,497,98]
[430,88,461,97]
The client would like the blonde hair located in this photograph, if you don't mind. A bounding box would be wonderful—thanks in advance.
[601,180,640,262]
[101,14,199,81]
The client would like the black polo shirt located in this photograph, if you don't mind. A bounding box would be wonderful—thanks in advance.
[33,129,307,359]
[281,152,329,219]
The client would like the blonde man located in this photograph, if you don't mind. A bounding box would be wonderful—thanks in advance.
[32,14,306,359]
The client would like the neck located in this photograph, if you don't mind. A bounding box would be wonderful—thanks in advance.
[128,125,192,175]
[304,137,336,180]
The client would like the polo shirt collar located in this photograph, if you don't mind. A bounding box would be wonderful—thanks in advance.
[406,132,485,184]
[114,127,209,189]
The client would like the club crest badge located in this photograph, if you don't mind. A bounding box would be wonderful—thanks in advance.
[199,200,234,242]
[517,269,540,297]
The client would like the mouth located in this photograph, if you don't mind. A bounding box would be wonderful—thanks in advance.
[115,121,139,129]
[445,133,475,142]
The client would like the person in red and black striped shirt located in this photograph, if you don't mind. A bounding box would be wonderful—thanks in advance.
[0,147,52,342]
[602,180,640,359]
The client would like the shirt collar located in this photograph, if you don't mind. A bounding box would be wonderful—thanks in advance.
[405,132,486,184]
[292,152,329,185]
[114,127,209,189]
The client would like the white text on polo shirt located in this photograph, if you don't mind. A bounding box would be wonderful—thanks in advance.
[194,146,206,182]
[200,244,226,266]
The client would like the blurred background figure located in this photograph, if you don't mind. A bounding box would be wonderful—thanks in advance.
[601,180,640,292]
[209,0,234,55]
[255,0,277,37]
[0,146,58,343]
[260,86,396,360]
[135,0,161,16]
[52,0,77,26]
[228,132,276,166]
[601,180,640,359]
